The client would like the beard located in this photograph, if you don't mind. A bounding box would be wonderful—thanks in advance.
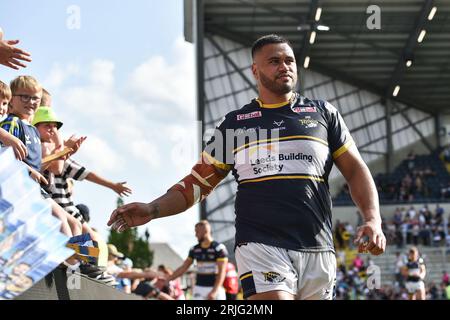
[259,71,297,95]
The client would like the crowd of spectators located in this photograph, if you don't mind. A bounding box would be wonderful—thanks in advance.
[335,249,450,300]
[337,150,450,204]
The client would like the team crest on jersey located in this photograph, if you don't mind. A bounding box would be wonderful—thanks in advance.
[261,271,286,283]
[299,116,318,128]
[237,111,262,121]
[292,106,317,113]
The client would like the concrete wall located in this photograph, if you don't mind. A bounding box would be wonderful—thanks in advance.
[16,268,141,300]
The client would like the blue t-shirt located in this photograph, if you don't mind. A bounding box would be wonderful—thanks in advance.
[0,114,42,170]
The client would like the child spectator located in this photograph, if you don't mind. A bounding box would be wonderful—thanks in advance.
[0,80,27,161]
[0,76,78,236]
[32,106,132,222]
[31,105,120,281]
[0,76,113,283]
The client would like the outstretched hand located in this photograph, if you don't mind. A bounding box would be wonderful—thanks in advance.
[108,202,158,232]
[0,29,32,70]
[64,135,86,155]
[112,181,132,197]
[353,220,386,256]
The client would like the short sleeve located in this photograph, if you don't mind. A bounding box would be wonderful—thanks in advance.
[188,246,195,260]
[215,242,228,261]
[325,102,354,159]
[0,116,21,140]
[203,116,233,171]
[63,158,90,181]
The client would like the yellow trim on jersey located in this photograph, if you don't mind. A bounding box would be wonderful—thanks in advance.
[256,92,295,109]
[240,273,253,281]
[233,135,328,154]
[202,151,232,171]
[216,257,228,262]
[256,99,290,109]
[332,140,354,159]
[240,175,325,185]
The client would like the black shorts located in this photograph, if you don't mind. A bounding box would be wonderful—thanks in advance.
[133,281,160,298]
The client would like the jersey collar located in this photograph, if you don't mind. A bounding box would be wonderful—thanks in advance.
[256,92,297,109]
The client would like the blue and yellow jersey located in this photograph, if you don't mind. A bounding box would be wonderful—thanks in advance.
[0,114,42,171]
[188,241,228,287]
[204,92,354,252]
[406,258,425,282]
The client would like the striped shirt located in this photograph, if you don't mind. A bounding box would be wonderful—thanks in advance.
[45,158,90,222]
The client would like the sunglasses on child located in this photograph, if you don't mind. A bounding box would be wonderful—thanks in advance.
[13,94,41,103]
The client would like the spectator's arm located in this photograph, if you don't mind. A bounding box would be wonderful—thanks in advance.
[0,129,27,161]
[85,172,131,197]
[335,144,386,256]
[0,28,32,70]
[167,258,193,282]
[208,258,228,300]
[26,164,48,185]
[41,141,65,175]
[108,154,229,232]
[117,269,160,280]
[63,135,86,156]
[154,291,174,300]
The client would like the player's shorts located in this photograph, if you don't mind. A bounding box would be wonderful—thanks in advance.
[235,242,336,300]
[193,285,226,300]
[405,280,425,294]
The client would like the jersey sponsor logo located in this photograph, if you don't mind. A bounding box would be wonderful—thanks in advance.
[25,134,32,145]
[237,111,262,121]
[279,152,313,162]
[273,120,284,127]
[272,120,286,131]
[235,126,260,136]
[299,116,318,128]
[292,106,317,113]
[249,147,314,175]
[197,261,217,274]
[261,271,286,283]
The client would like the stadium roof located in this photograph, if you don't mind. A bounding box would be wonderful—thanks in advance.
[186,0,450,115]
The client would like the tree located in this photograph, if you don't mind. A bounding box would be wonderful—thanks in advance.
[108,197,153,268]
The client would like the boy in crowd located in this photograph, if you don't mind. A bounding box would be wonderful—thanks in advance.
[32,105,131,221]
[0,80,27,161]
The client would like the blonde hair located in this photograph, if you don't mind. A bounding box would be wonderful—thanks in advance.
[10,75,42,95]
[0,80,12,100]
[195,220,210,228]
[40,88,51,107]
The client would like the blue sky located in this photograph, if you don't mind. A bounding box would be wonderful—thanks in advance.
[1,0,199,259]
